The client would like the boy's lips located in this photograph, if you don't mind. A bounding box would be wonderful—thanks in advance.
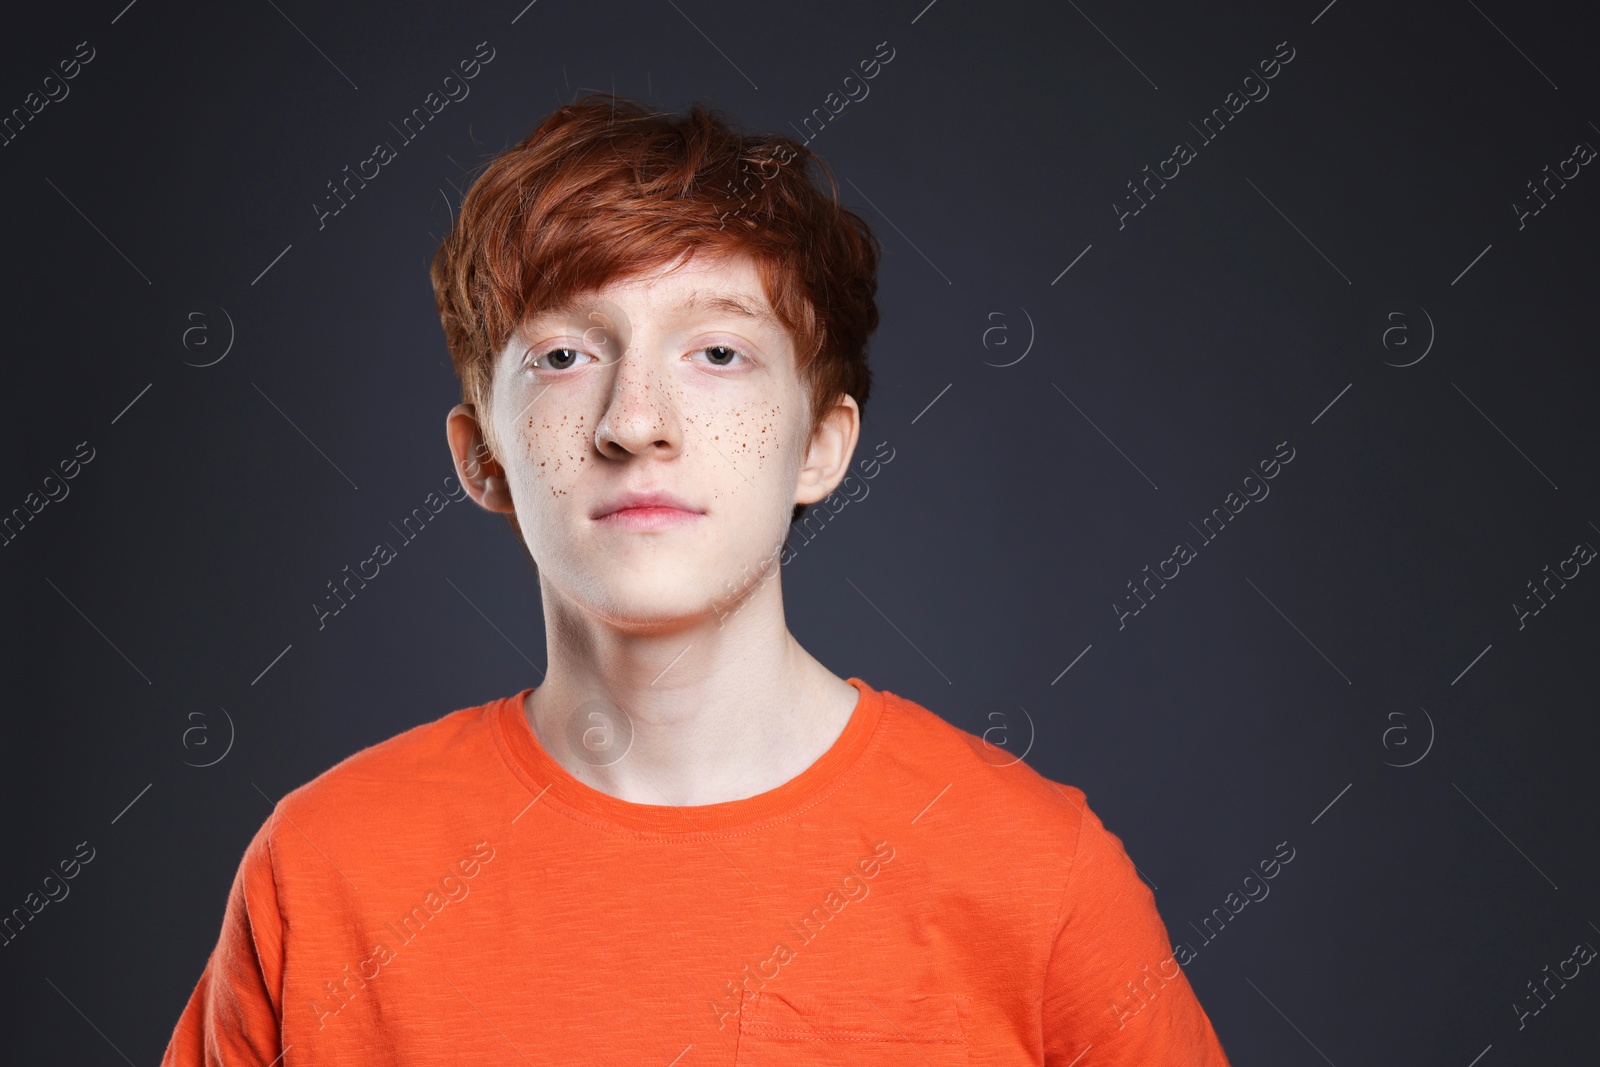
[590,488,703,520]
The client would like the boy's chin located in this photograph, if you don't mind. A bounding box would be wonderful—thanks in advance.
[583,579,733,631]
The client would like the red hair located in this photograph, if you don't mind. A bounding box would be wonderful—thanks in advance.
[429,93,881,534]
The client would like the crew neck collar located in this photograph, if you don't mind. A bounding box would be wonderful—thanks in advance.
[489,677,886,838]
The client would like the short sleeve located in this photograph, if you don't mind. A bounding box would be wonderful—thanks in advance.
[160,810,287,1066]
[1041,788,1231,1066]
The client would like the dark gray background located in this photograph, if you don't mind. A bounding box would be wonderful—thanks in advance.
[3,0,1597,1061]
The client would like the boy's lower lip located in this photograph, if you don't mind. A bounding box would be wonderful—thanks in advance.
[594,506,702,529]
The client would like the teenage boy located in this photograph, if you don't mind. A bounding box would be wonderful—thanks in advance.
[161,94,1231,1065]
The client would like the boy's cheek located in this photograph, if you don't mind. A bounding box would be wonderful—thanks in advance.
[517,423,593,483]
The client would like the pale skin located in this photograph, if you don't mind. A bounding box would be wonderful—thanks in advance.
[446,251,863,807]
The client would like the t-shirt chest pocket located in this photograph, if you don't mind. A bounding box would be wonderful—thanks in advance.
[733,990,972,1066]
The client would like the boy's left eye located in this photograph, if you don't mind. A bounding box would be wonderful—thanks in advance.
[695,345,745,367]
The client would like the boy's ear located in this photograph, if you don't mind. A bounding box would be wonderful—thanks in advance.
[794,393,861,508]
[446,403,516,513]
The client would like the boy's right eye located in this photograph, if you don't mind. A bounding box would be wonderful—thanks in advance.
[532,347,593,371]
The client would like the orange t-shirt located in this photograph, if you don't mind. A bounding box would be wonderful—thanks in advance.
[161,677,1231,1065]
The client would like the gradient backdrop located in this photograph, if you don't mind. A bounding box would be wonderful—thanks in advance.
[2,0,1597,1062]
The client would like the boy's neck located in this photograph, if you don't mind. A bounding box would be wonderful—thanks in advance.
[522,572,860,807]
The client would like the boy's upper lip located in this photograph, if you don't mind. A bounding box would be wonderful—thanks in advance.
[591,488,703,519]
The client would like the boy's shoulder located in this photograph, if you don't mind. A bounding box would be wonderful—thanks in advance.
[269,690,512,827]
[871,684,1092,841]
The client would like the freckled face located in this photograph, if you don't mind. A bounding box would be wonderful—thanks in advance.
[486,253,812,629]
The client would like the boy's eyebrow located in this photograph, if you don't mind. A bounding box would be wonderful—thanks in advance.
[678,290,782,332]
[524,289,781,334]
